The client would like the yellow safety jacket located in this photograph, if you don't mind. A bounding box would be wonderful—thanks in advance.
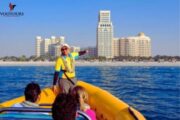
[54,52,79,79]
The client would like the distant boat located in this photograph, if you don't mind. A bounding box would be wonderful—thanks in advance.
[0,81,146,120]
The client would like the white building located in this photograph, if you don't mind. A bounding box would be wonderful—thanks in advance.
[35,36,43,57]
[97,10,114,58]
[35,36,80,57]
[49,36,65,56]
[54,44,61,57]
[43,38,51,55]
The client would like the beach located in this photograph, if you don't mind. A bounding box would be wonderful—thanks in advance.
[0,61,179,66]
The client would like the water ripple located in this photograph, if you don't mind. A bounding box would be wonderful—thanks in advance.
[0,66,180,120]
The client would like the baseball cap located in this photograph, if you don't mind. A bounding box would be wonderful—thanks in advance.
[61,43,70,48]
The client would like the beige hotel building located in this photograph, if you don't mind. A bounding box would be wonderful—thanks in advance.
[114,32,151,57]
[97,10,151,58]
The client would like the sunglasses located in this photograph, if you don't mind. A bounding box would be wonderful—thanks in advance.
[61,47,68,51]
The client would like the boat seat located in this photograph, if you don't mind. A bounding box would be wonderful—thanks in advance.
[0,107,91,120]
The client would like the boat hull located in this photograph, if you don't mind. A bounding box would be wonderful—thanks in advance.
[0,81,146,120]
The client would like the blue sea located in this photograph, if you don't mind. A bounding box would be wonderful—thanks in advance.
[0,66,179,120]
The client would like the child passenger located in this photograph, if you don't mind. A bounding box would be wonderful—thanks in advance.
[71,86,96,120]
[12,82,41,107]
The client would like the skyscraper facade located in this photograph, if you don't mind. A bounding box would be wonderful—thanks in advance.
[97,10,114,58]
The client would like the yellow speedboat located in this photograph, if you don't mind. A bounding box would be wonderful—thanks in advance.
[0,81,146,120]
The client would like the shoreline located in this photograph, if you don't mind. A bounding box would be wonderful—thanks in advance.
[0,61,179,67]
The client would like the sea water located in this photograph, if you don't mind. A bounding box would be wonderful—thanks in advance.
[0,66,179,120]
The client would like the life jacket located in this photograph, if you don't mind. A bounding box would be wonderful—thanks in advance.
[60,54,75,73]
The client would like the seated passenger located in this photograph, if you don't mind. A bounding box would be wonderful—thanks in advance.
[71,86,96,120]
[52,93,77,120]
[12,82,41,107]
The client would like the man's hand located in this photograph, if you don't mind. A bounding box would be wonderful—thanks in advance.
[52,85,59,95]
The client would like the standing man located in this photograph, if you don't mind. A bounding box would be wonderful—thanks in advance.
[53,43,87,94]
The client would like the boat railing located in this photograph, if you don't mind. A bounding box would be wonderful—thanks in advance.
[0,107,51,113]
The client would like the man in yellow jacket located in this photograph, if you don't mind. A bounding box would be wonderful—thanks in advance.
[53,43,88,93]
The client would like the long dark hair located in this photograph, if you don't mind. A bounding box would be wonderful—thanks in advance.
[52,93,77,120]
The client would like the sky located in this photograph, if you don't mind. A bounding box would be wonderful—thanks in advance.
[0,0,179,57]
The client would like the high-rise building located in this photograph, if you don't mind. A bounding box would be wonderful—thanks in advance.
[35,36,43,57]
[97,10,114,58]
[35,36,65,57]
[113,38,120,57]
[118,32,151,57]
[137,33,151,57]
[43,38,51,55]
[54,44,61,57]
[119,38,127,56]
[35,36,80,57]
[49,36,65,56]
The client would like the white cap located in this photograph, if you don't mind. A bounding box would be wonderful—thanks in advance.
[61,43,70,48]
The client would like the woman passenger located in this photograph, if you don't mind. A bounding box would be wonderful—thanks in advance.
[71,86,96,120]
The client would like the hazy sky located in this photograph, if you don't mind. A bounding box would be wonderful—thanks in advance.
[0,0,179,57]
